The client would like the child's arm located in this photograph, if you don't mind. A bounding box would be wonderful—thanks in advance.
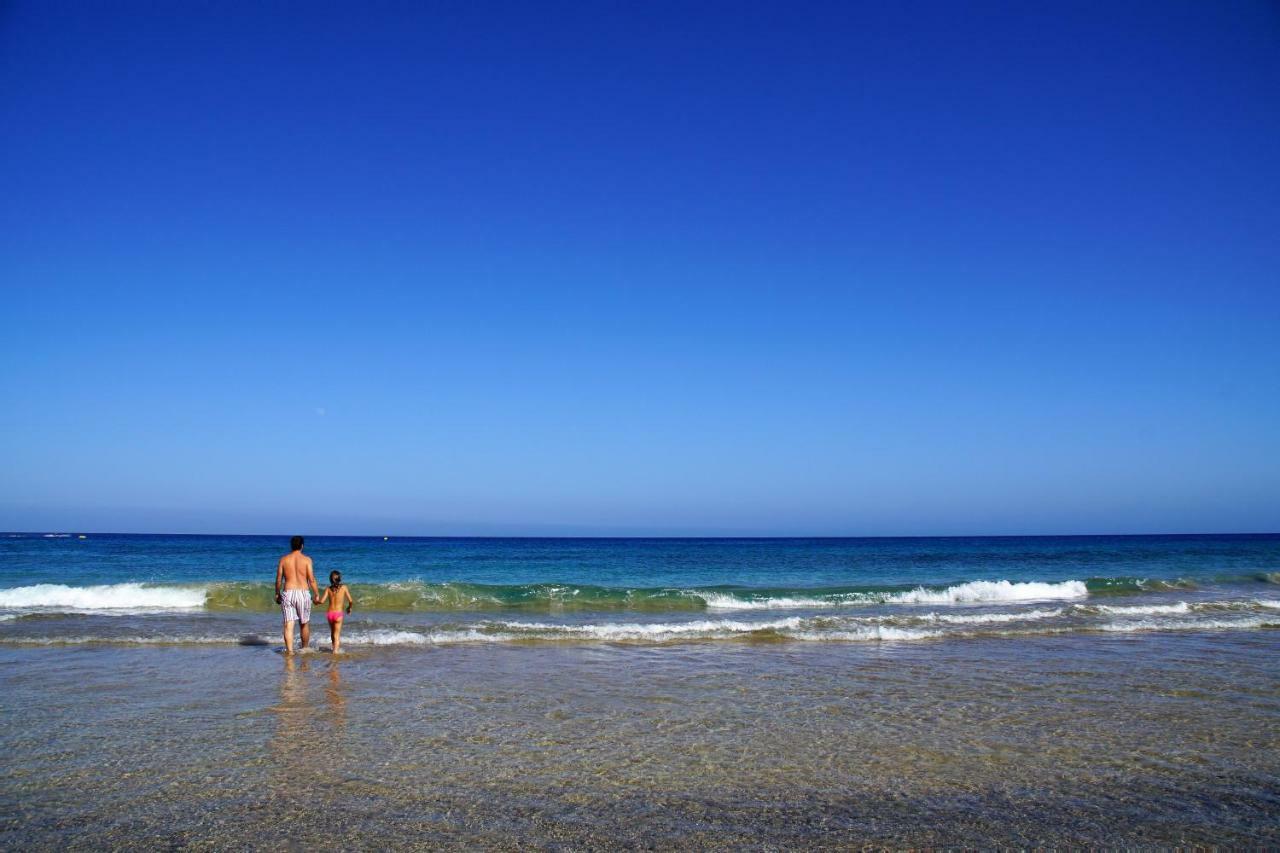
[344,586,355,614]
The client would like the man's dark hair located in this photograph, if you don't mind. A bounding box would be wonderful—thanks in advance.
[290,535,304,552]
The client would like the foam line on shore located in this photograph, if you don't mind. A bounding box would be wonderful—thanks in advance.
[2,609,1276,647]
[918,607,1064,624]
[1088,602,1192,615]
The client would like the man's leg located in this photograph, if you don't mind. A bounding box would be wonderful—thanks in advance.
[283,619,295,653]
[300,620,310,649]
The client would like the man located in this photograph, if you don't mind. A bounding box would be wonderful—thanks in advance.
[275,535,320,653]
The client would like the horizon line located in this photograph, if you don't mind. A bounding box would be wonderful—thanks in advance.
[6,530,1278,541]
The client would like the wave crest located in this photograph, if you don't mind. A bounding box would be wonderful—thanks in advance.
[23,576,1280,617]
[886,580,1088,605]
[0,583,206,611]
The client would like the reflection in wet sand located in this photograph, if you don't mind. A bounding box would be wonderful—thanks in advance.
[325,662,345,727]
[267,654,318,811]
[272,654,311,721]
[320,663,354,782]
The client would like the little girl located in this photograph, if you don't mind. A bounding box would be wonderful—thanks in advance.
[318,570,355,653]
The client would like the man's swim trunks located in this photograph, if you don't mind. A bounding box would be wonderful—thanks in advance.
[280,589,311,623]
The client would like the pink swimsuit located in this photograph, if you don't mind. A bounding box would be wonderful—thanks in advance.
[327,610,343,624]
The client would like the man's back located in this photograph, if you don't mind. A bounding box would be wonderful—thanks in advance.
[276,536,318,653]
[279,551,313,591]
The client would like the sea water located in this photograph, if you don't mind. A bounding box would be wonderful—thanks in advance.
[2,534,1278,846]
[1,533,1278,646]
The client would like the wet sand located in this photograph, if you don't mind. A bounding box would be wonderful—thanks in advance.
[2,632,1278,848]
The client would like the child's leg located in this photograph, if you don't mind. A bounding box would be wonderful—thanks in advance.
[333,618,344,652]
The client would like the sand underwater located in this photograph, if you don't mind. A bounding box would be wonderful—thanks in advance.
[1,633,1277,848]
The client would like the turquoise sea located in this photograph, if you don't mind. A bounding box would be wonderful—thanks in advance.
[2,533,1279,645]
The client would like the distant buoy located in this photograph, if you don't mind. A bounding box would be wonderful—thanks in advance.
[383,536,389,541]
[78,535,86,539]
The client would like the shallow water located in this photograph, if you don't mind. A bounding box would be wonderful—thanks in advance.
[3,631,1278,848]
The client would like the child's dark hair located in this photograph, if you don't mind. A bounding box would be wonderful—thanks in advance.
[329,570,342,590]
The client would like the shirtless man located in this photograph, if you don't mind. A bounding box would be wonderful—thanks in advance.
[275,536,320,653]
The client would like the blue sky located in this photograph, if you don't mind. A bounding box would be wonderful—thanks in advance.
[2,1,1278,535]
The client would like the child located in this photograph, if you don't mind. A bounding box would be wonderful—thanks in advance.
[318,570,355,653]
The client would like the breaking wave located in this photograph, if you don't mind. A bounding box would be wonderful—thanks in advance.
[884,579,1087,605]
[3,578,1278,620]
[0,578,1090,614]
[0,583,206,611]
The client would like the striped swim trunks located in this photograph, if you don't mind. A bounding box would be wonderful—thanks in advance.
[280,589,312,623]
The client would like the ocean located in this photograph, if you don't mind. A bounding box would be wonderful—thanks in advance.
[3,533,1279,846]
[4,533,1280,645]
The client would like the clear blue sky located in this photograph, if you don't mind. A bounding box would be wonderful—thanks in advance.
[2,1,1278,536]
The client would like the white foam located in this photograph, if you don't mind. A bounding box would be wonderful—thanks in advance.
[323,617,837,645]
[1096,617,1274,634]
[1090,602,1191,616]
[888,579,1088,605]
[497,617,805,640]
[701,581,1088,610]
[346,629,507,646]
[0,583,207,611]
[0,633,241,646]
[337,618,820,645]
[791,626,941,642]
[699,593,841,611]
[1253,599,1280,610]
[921,608,1063,624]
[495,616,946,643]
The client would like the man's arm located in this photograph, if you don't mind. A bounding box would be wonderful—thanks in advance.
[274,559,284,604]
[308,560,320,602]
